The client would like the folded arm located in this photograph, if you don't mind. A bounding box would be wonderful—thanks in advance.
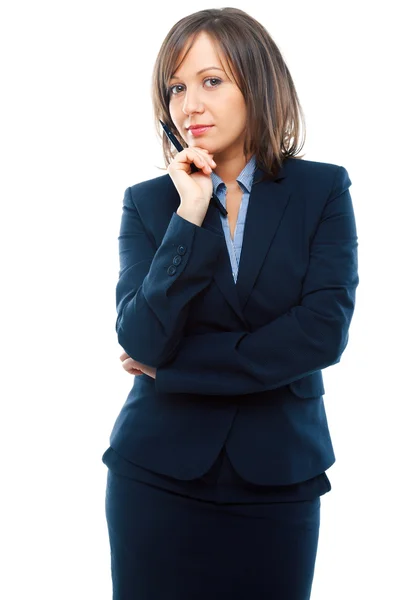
[155,166,359,395]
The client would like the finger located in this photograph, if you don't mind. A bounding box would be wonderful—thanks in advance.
[192,147,211,156]
[123,366,143,375]
[122,357,138,371]
[130,368,144,375]
[120,351,129,361]
[124,365,143,375]
[192,149,216,170]
[183,149,208,169]
[190,147,215,165]
[184,150,214,174]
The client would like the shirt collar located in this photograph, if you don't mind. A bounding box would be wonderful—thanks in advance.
[210,154,257,196]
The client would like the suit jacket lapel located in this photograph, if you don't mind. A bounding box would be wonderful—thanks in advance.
[202,163,291,326]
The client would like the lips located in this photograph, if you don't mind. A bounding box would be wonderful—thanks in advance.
[188,125,213,130]
[188,125,213,137]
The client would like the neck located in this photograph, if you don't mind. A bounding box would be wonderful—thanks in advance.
[213,152,252,186]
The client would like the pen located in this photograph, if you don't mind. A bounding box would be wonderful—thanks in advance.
[159,119,228,217]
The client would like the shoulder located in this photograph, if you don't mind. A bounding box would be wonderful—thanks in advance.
[284,157,352,198]
[122,173,175,211]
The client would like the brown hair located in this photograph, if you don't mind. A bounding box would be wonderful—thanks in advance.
[151,7,306,182]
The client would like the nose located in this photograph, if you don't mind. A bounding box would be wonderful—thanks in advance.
[181,87,204,116]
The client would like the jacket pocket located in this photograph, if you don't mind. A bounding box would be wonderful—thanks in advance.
[288,371,325,399]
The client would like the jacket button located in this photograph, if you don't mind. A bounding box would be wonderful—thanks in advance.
[172,255,182,266]
[177,245,186,255]
[167,265,177,275]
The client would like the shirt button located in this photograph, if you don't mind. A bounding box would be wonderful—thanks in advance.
[167,265,177,276]
[172,255,182,266]
[177,245,186,255]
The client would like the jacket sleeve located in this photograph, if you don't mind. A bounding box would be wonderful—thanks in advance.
[116,185,225,367]
[154,166,359,396]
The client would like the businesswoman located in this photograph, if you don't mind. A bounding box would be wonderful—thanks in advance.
[102,7,359,600]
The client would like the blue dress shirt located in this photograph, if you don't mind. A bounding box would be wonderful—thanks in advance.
[211,153,257,284]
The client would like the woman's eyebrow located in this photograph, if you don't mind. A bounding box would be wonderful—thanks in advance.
[170,66,224,80]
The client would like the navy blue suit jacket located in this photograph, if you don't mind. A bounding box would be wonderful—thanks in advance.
[109,157,359,485]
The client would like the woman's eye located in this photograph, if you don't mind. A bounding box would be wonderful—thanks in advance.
[169,77,221,95]
[204,77,221,89]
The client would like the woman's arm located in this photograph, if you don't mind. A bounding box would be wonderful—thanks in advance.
[154,167,359,396]
[116,186,224,367]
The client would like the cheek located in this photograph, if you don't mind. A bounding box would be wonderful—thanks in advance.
[221,95,246,122]
[233,101,247,125]
[168,104,179,124]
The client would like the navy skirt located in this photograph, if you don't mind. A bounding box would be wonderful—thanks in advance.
[103,446,325,599]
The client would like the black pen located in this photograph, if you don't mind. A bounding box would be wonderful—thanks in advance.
[159,120,228,217]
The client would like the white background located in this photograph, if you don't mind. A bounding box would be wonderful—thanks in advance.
[1,1,399,598]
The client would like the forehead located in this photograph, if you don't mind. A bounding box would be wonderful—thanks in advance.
[172,32,231,78]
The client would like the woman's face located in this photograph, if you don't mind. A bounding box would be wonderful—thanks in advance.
[168,32,247,160]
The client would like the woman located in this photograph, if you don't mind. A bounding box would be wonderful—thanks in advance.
[102,7,359,599]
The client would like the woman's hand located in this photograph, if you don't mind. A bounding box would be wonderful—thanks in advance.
[167,146,217,207]
[119,351,157,379]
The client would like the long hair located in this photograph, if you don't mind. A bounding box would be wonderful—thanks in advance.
[151,7,306,181]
